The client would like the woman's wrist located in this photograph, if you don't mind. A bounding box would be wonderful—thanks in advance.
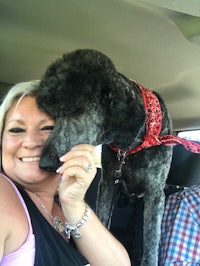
[64,204,90,239]
[62,201,87,225]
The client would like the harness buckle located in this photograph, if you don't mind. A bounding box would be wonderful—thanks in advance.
[113,150,126,184]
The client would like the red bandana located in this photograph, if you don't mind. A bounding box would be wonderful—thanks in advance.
[110,82,200,156]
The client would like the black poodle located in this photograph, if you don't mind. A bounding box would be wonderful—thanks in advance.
[36,49,173,265]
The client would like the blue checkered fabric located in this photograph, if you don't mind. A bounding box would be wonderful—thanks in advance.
[159,185,200,265]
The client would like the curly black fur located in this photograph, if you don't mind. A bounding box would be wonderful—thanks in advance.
[37,49,173,266]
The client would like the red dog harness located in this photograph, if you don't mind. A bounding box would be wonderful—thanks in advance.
[110,82,200,156]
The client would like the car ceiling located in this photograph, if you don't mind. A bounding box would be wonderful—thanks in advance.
[1,0,200,131]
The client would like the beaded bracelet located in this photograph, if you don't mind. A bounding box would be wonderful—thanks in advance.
[64,204,90,239]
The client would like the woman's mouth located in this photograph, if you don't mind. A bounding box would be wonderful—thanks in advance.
[21,157,40,162]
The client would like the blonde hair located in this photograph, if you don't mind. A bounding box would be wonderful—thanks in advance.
[0,80,40,142]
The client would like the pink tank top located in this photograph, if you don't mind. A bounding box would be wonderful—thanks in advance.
[1,175,35,266]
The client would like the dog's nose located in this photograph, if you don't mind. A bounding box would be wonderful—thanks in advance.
[39,156,61,173]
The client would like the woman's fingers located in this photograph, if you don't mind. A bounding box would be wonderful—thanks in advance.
[56,146,95,175]
[57,145,97,205]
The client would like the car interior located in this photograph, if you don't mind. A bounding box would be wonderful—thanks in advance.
[1,0,200,262]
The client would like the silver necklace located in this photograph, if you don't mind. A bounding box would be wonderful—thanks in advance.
[31,192,65,233]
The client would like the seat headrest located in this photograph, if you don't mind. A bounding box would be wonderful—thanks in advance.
[167,143,200,187]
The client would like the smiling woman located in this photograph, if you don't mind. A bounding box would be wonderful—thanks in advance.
[2,96,55,184]
[0,80,131,266]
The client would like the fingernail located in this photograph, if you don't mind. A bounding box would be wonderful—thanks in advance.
[56,166,62,173]
[59,155,65,162]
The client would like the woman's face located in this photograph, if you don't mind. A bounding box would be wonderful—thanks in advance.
[2,96,57,186]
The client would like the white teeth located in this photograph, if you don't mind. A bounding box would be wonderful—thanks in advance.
[22,157,40,162]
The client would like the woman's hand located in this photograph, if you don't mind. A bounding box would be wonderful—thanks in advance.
[56,144,97,209]
[56,144,131,266]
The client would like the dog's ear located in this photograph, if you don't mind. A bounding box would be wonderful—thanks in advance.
[105,74,138,120]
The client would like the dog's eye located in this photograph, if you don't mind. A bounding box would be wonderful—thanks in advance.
[9,127,25,133]
[41,125,54,131]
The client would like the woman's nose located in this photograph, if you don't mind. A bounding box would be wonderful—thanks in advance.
[22,131,43,148]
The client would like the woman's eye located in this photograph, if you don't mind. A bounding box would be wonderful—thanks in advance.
[9,127,25,133]
[41,125,54,131]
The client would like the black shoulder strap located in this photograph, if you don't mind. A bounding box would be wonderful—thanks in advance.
[18,187,88,266]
